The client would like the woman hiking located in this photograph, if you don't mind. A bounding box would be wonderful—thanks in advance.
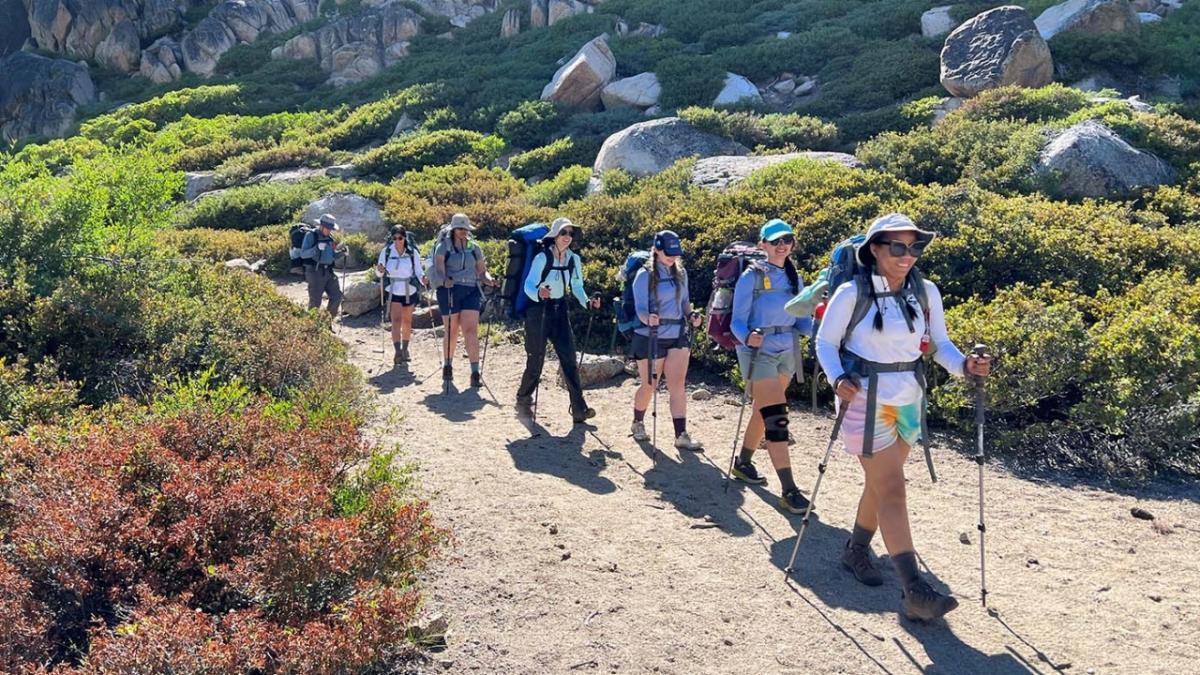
[433,213,497,387]
[728,219,814,514]
[377,225,426,365]
[514,217,601,424]
[630,230,704,451]
[815,212,991,621]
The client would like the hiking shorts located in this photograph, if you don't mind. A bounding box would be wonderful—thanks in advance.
[736,347,796,383]
[631,332,689,360]
[436,285,482,315]
[386,291,418,306]
[839,389,922,457]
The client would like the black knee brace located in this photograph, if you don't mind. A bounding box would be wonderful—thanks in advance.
[761,403,789,442]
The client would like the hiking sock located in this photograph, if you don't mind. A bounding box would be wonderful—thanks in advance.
[470,361,480,374]
[738,447,755,464]
[394,341,403,354]
[850,523,876,548]
[775,467,798,494]
[634,408,646,422]
[672,417,686,437]
[401,339,409,352]
[892,551,920,588]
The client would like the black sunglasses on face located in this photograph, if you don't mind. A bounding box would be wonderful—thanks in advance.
[876,239,927,258]
[769,236,795,246]
[394,234,406,239]
[559,229,575,238]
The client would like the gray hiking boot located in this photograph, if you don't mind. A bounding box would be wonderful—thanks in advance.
[901,579,959,621]
[631,420,649,441]
[674,432,703,452]
[841,541,883,587]
[515,397,534,419]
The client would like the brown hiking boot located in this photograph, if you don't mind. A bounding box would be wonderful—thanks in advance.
[841,541,883,587]
[901,579,959,621]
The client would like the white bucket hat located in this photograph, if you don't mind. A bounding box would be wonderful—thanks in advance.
[449,212,474,231]
[854,213,936,267]
[544,216,579,240]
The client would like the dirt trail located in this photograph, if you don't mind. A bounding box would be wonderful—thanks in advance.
[278,278,1200,675]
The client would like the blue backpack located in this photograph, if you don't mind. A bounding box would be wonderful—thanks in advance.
[501,223,580,318]
[615,250,652,334]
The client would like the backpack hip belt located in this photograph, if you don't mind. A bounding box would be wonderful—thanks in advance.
[842,351,927,458]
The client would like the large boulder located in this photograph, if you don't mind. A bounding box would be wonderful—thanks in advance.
[181,16,237,77]
[530,0,548,27]
[272,4,422,85]
[184,172,217,201]
[180,0,320,77]
[24,0,182,62]
[940,6,1053,98]
[301,192,388,241]
[94,19,140,72]
[140,36,183,83]
[1038,120,1176,199]
[921,6,958,38]
[600,72,660,111]
[713,72,761,107]
[500,8,520,37]
[593,117,749,178]
[558,354,624,389]
[1034,0,1139,40]
[0,51,95,143]
[540,35,615,111]
[548,0,590,25]
[690,152,863,191]
[340,277,382,317]
[1,0,31,56]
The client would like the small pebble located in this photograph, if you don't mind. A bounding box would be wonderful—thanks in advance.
[549,524,559,535]
[561,551,571,561]
[723,638,734,647]
[1131,507,1155,521]
[1149,595,1163,603]
[959,532,971,545]
[692,388,712,401]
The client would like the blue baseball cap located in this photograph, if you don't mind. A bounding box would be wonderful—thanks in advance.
[760,218,794,242]
[653,230,684,256]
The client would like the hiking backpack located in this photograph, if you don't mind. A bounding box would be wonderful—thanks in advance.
[288,223,318,275]
[704,241,767,350]
[500,223,579,319]
[615,250,652,335]
[380,239,422,292]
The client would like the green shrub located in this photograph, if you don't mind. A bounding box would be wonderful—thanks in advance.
[356,129,505,179]
[528,165,591,207]
[656,54,726,110]
[311,84,445,151]
[495,100,565,148]
[157,224,292,273]
[179,182,321,231]
[80,85,245,140]
[507,137,578,180]
[678,107,840,151]
[214,142,334,183]
[956,84,1092,124]
[393,163,524,205]
[172,137,267,171]
[0,357,79,434]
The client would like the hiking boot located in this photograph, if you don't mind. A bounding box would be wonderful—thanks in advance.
[674,432,704,452]
[631,420,649,441]
[778,488,812,515]
[901,579,959,621]
[394,350,403,366]
[470,371,482,388]
[841,541,883,587]
[442,364,453,381]
[399,345,410,362]
[571,406,596,424]
[731,460,767,485]
[515,398,534,418]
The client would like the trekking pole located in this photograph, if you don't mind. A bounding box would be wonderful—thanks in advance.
[532,286,551,423]
[972,343,990,608]
[783,401,850,581]
[648,322,661,463]
[443,280,455,379]
[379,273,388,365]
[724,329,763,493]
[578,293,599,373]
[608,296,620,355]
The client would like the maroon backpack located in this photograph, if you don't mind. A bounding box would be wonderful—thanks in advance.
[705,241,767,350]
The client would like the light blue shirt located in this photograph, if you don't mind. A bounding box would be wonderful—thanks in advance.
[731,262,811,355]
[523,248,589,307]
[300,230,337,266]
[633,262,690,340]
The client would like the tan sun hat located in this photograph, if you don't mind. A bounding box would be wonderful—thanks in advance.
[854,213,936,267]
[449,212,474,231]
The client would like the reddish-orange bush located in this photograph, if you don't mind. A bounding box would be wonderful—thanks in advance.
[0,407,444,673]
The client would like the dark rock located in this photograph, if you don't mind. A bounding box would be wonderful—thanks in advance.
[940,6,1054,98]
[1131,506,1155,520]
[0,51,95,143]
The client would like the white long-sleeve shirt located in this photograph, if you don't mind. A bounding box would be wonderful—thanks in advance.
[523,248,589,308]
[378,243,423,296]
[816,274,966,406]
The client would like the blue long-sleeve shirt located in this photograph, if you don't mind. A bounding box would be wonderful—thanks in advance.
[731,262,812,356]
[523,248,589,307]
[300,230,338,266]
[633,262,690,339]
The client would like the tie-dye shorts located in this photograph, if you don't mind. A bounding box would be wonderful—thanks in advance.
[838,389,922,456]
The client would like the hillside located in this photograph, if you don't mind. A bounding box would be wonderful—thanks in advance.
[2,0,1199,672]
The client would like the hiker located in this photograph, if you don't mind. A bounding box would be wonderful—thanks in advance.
[432,213,496,387]
[377,225,425,365]
[300,213,345,319]
[630,230,704,451]
[515,217,601,423]
[816,212,991,621]
[728,219,814,514]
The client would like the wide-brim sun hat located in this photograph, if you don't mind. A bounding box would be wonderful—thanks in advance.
[318,213,340,230]
[449,212,474,231]
[544,216,579,240]
[653,230,684,256]
[854,213,936,267]
[760,218,794,242]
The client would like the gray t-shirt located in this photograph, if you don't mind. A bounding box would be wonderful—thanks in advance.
[433,238,483,286]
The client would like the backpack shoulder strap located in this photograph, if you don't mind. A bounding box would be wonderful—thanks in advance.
[538,248,555,285]
[843,275,874,347]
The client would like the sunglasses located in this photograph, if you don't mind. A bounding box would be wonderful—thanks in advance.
[875,239,927,258]
[768,236,795,246]
[393,234,406,239]
[558,229,575,238]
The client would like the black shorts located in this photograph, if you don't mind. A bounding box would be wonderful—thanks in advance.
[386,291,418,306]
[436,285,482,315]
[631,332,690,360]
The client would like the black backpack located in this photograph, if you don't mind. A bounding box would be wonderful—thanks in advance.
[288,223,318,275]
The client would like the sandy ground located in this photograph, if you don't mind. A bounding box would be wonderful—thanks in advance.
[278,278,1200,675]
